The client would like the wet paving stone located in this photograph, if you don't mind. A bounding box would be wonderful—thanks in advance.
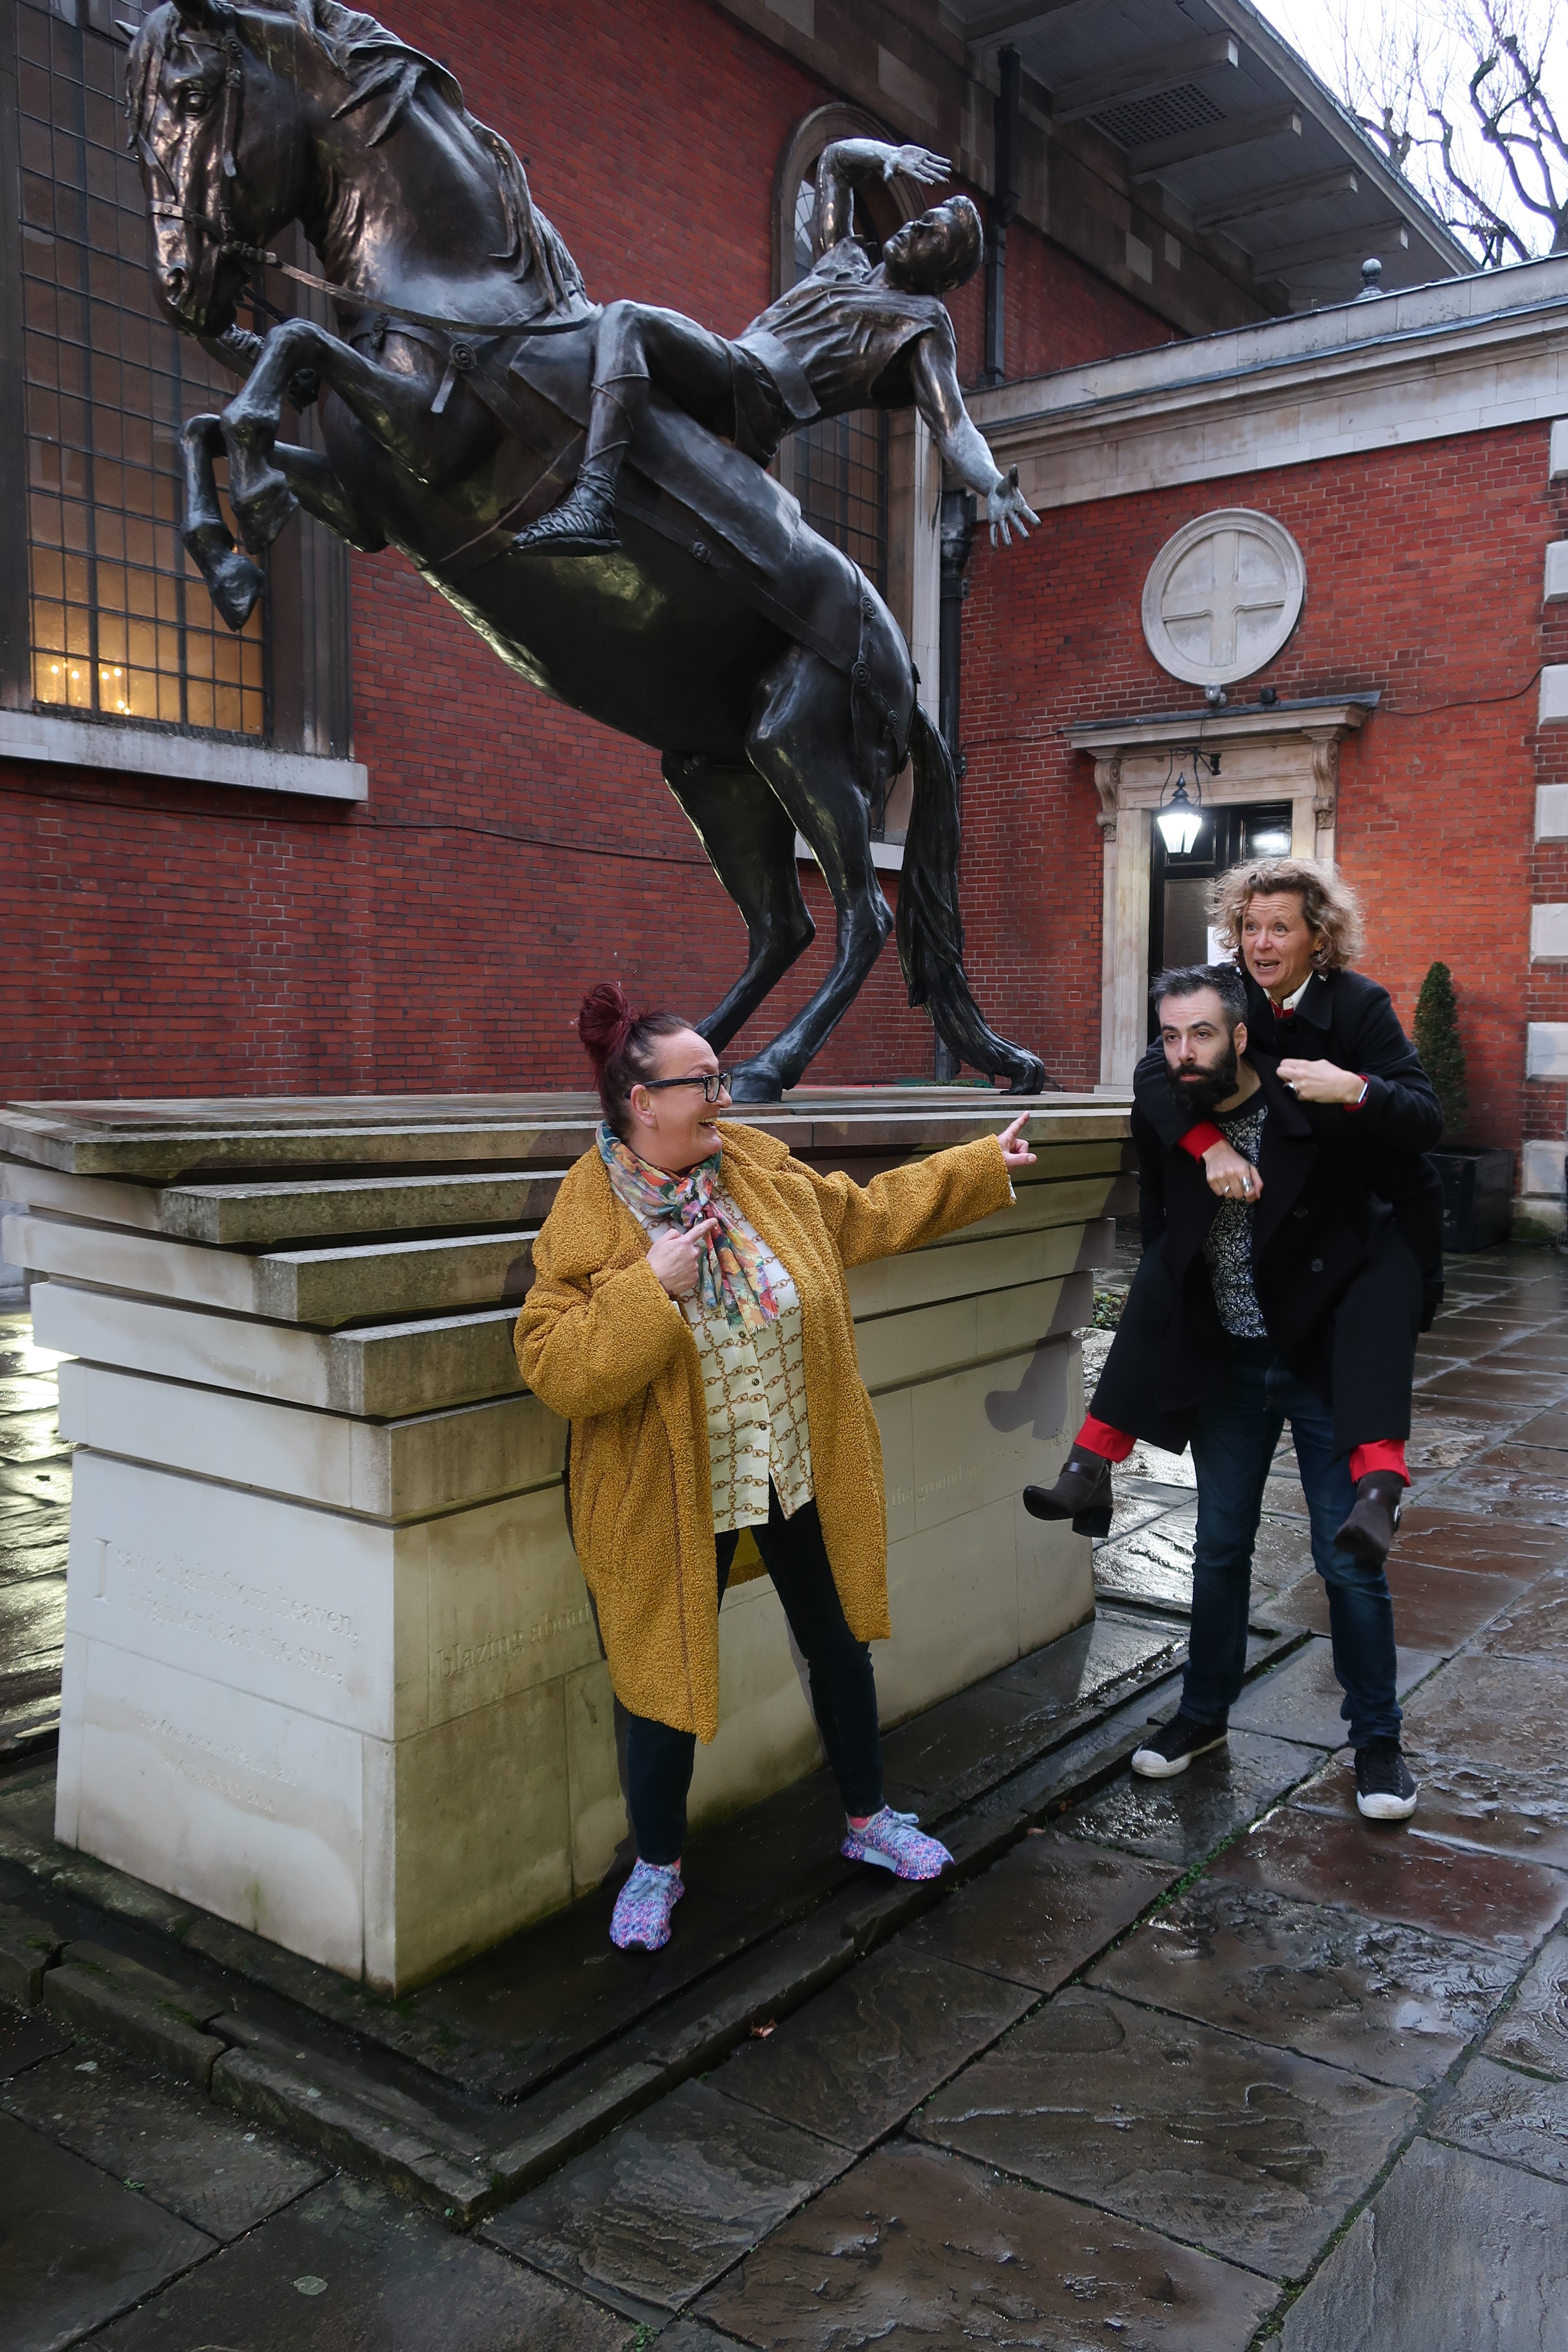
[0,1999,72,2079]
[4,2045,328,2241]
[92,2172,627,2351]
[1227,1636,1442,1749]
[903,1829,1175,1992]
[0,1378,58,1415]
[0,1412,63,1464]
[1413,1368,1568,1416]
[1092,1513,1196,1611]
[0,1460,71,1510]
[1431,1444,1568,1525]
[886,1614,1185,1812]
[1482,1931,1568,2077]
[482,2080,847,2315]
[1470,1566,1568,1662]
[1401,1653,1568,1782]
[1393,1504,1568,1576]
[716,1944,1032,2152]
[0,2109,214,2352]
[1063,1729,1321,1869]
[697,2138,1279,2350]
[1430,2053,1568,2186]
[0,1527,68,1581]
[1291,1746,1568,1870]
[1266,1557,1529,1653]
[911,1987,1415,2279]
[1089,1879,1516,2089]
[1210,1804,1568,1954]
[1512,1406,1568,1449]
[1280,2136,1568,2352]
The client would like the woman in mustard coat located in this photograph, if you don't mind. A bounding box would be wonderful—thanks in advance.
[516,983,1037,1952]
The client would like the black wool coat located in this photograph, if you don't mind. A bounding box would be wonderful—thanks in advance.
[1093,1056,1424,1457]
[1133,964,1445,1325]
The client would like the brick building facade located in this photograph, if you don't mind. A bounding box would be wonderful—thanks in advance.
[12,0,1566,1226]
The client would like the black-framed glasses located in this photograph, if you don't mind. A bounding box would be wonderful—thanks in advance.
[641,1071,732,1104]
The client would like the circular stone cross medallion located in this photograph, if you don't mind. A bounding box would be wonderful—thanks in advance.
[1141,508,1305,686]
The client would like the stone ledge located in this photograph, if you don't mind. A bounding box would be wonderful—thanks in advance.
[0,709,367,801]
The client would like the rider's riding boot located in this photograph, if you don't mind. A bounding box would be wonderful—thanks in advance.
[512,454,623,557]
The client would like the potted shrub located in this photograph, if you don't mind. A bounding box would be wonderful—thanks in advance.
[1415,961,1512,1251]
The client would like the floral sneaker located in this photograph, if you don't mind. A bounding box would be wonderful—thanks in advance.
[609,1858,684,1951]
[840,1806,952,1881]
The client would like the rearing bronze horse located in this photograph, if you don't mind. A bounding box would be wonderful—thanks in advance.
[129,0,1047,1098]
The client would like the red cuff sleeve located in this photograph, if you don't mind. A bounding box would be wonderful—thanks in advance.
[1343,1075,1370,1111]
[1178,1122,1225,1160]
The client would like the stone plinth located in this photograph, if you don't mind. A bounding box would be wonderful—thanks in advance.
[0,1089,1133,1992]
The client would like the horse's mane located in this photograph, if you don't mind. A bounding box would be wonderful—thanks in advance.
[128,0,585,311]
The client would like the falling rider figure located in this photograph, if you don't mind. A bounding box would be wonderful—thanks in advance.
[513,139,1039,558]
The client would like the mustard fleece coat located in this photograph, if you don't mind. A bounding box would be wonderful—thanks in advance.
[515,1122,1014,1741]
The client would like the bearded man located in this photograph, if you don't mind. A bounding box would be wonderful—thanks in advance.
[1044,963,1423,1822]
[513,138,1038,557]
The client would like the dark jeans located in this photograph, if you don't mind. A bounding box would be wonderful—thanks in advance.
[625,1482,884,1865]
[1182,1348,1401,1749]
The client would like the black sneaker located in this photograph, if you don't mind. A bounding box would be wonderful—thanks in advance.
[1355,1736,1418,1820]
[1131,1713,1228,1779]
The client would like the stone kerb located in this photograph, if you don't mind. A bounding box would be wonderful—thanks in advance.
[0,1089,1132,1993]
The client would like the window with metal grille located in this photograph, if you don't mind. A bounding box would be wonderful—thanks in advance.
[788,172,888,593]
[14,0,266,735]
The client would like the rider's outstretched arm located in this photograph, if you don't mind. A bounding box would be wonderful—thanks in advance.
[810,139,948,257]
[907,332,1040,546]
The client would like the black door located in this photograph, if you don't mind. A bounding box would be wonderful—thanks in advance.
[1148,802,1293,1039]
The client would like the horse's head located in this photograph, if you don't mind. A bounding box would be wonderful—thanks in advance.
[128,0,311,336]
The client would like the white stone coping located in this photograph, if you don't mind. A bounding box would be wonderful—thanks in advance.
[1542,668,1568,726]
[1546,541,1568,603]
[0,709,367,802]
[1526,1022,1568,1079]
[968,255,1568,508]
[1531,904,1568,960]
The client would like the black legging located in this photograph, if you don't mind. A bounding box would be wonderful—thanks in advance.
[624,1482,884,1865]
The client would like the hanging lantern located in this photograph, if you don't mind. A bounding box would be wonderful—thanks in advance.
[1156,772,1204,854]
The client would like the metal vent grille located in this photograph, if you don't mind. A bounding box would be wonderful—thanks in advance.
[1091,83,1225,150]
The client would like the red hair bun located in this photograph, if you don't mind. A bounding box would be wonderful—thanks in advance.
[577,981,638,1070]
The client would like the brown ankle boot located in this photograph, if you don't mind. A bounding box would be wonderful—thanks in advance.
[1334,1473,1405,1567]
[1023,1450,1114,1539]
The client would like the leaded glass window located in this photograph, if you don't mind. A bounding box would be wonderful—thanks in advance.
[16,0,266,735]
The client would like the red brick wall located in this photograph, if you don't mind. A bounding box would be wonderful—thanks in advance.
[1528,456,1568,1158]
[0,0,1192,1104]
[960,423,1556,1150]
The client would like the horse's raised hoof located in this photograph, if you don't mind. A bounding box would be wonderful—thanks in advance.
[210,550,266,632]
[727,1064,785,1103]
[233,470,299,556]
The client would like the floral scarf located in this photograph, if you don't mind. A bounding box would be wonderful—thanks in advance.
[597,1124,780,1335]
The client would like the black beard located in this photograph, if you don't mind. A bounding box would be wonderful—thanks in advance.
[1166,1039,1239,1113]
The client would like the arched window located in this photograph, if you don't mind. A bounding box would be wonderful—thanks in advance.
[772,105,922,595]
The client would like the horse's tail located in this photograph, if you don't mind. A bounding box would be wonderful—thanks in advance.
[896,703,1056,1094]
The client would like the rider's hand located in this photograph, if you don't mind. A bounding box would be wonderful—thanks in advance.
[998,1114,1037,1174]
[1277,1056,1366,1105]
[1201,1141,1261,1202]
[987,467,1040,548]
[885,143,950,186]
[646,1218,720,1298]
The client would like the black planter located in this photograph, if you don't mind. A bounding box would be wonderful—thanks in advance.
[1431,1147,1514,1253]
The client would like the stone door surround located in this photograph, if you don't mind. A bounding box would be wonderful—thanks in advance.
[1065,698,1377,1088]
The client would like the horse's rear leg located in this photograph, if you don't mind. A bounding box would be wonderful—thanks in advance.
[730,647,894,1101]
[663,756,815,1054]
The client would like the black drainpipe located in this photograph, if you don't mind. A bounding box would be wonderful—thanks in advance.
[981,46,1021,388]
[934,487,977,1081]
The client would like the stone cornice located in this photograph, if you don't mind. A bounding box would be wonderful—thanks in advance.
[972,258,1568,508]
[1063,695,1378,756]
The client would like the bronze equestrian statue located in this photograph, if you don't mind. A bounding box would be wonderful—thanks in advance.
[128,0,1049,1098]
